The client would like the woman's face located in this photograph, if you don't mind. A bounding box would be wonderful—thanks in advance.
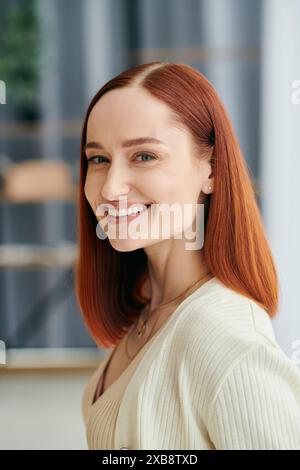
[84,85,213,252]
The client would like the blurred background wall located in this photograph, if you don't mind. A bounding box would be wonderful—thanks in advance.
[0,0,299,450]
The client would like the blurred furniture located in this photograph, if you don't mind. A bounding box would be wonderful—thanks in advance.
[2,159,75,202]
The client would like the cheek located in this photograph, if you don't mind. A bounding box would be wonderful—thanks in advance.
[179,169,203,201]
[144,171,176,200]
[144,168,199,206]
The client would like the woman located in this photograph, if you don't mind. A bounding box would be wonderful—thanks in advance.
[76,61,300,450]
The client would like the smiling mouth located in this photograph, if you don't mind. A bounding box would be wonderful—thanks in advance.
[101,204,152,223]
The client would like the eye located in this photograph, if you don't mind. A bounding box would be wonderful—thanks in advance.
[134,153,156,162]
[86,152,157,165]
[87,156,108,164]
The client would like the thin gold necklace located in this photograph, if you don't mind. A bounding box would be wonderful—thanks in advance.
[124,271,212,361]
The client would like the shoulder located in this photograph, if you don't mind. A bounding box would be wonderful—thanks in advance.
[172,277,282,397]
[171,278,300,446]
[175,276,278,353]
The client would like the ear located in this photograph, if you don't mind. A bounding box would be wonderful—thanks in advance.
[202,176,214,195]
[202,156,214,194]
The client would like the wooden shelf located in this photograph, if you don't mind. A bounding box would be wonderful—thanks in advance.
[0,195,77,204]
[0,243,77,268]
[1,347,108,370]
[0,119,83,139]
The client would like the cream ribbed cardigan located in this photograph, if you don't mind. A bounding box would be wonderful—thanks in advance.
[82,276,300,450]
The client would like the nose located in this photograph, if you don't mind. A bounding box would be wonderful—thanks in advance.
[100,161,131,201]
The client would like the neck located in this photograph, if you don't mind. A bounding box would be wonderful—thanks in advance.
[143,238,210,312]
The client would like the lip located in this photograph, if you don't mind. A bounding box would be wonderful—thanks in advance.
[102,201,152,209]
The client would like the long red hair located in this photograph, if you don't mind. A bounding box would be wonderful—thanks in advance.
[75,61,279,348]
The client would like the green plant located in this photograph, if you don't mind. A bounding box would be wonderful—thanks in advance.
[0,0,40,119]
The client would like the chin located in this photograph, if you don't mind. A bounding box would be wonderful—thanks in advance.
[108,238,147,252]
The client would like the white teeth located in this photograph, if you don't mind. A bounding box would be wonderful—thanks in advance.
[119,208,128,217]
[107,204,150,217]
[130,205,143,215]
[108,207,117,216]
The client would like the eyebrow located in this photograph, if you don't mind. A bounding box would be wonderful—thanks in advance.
[84,137,165,152]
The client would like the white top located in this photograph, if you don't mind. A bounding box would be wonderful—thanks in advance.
[82,276,300,450]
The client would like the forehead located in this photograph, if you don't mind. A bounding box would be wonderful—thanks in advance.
[86,86,184,145]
